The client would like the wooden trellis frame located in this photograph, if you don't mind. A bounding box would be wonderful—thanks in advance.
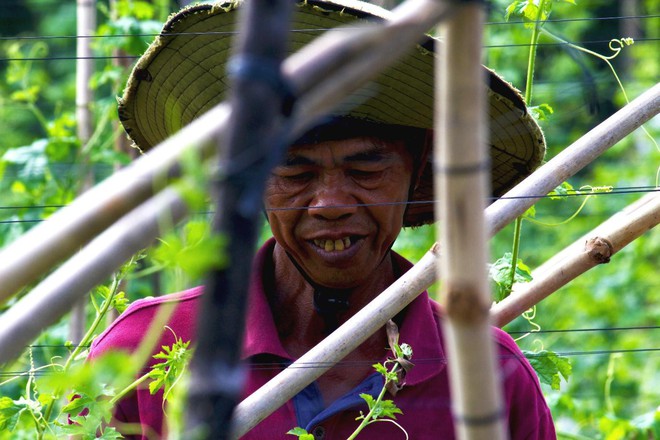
[0,0,658,438]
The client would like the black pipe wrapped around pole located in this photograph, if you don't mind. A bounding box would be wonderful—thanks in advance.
[185,0,294,437]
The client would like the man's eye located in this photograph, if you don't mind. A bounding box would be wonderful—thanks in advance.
[349,169,383,179]
[277,171,314,181]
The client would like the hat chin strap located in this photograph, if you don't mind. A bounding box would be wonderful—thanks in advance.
[284,242,396,334]
[283,250,351,334]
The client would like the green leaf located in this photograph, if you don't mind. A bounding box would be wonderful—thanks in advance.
[373,363,388,376]
[287,427,314,439]
[489,252,534,302]
[10,86,40,103]
[147,336,192,399]
[111,291,129,314]
[529,103,554,121]
[360,393,376,410]
[61,393,93,415]
[0,396,28,432]
[97,427,125,440]
[524,350,572,390]
[522,205,536,219]
[372,399,403,420]
[2,139,49,179]
[548,181,575,200]
[150,220,228,281]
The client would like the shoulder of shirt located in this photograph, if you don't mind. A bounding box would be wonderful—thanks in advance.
[88,286,204,358]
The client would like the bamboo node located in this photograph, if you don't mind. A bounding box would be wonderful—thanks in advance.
[585,236,614,264]
[444,282,489,324]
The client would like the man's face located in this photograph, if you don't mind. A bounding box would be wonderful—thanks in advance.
[264,137,414,289]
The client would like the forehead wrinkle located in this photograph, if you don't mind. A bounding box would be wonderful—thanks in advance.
[282,154,316,167]
[284,141,394,168]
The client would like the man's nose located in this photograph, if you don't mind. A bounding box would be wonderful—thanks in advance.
[308,177,358,220]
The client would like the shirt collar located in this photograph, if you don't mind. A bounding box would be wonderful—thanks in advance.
[242,238,290,360]
[242,239,446,384]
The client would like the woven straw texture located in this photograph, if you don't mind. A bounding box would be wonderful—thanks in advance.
[118,0,545,226]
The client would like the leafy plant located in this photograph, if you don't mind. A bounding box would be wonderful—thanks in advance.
[288,320,413,440]
[524,350,572,391]
[490,251,533,302]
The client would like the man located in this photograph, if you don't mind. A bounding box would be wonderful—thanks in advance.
[90,0,555,438]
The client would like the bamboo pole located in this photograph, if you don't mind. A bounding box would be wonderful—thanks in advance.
[0,0,655,427]
[0,0,452,305]
[230,247,439,438]
[284,0,451,133]
[230,192,660,438]
[0,188,188,363]
[434,4,506,439]
[76,0,95,148]
[0,80,655,371]
[0,2,655,307]
[230,86,659,436]
[69,0,97,345]
[485,82,660,237]
[491,191,660,327]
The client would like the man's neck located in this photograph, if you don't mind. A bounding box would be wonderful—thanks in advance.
[268,243,397,358]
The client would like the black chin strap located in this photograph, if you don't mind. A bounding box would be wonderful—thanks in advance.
[283,251,351,333]
[283,242,397,334]
[313,288,351,333]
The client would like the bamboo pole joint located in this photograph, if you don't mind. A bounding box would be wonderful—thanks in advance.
[585,237,614,264]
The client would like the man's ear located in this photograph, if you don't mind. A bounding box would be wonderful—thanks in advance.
[412,130,433,191]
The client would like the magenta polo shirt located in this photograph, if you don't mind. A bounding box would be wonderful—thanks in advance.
[88,238,556,439]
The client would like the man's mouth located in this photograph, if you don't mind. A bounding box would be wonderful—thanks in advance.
[313,237,352,252]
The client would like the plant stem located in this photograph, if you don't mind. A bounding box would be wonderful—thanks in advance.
[524,0,547,105]
[346,382,389,440]
[63,272,121,372]
[43,269,124,423]
[110,373,150,406]
[346,363,401,440]
[508,216,523,291]
[509,0,547,297]
[604,353,620,416]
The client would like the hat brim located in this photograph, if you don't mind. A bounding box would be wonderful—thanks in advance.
[118,0,545,227]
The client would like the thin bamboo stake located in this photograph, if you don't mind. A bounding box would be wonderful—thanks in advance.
[0,0,451,305]
[0,104,228,305]
[69,0,97,345]
[435,4,506,439]
[0,189,188,364]
[491,192,660,327]
[76,0,95,147]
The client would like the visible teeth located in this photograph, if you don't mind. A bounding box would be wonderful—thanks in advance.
[313,237,352,251]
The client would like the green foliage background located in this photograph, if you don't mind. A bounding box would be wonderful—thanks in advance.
[0,0,658,438]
